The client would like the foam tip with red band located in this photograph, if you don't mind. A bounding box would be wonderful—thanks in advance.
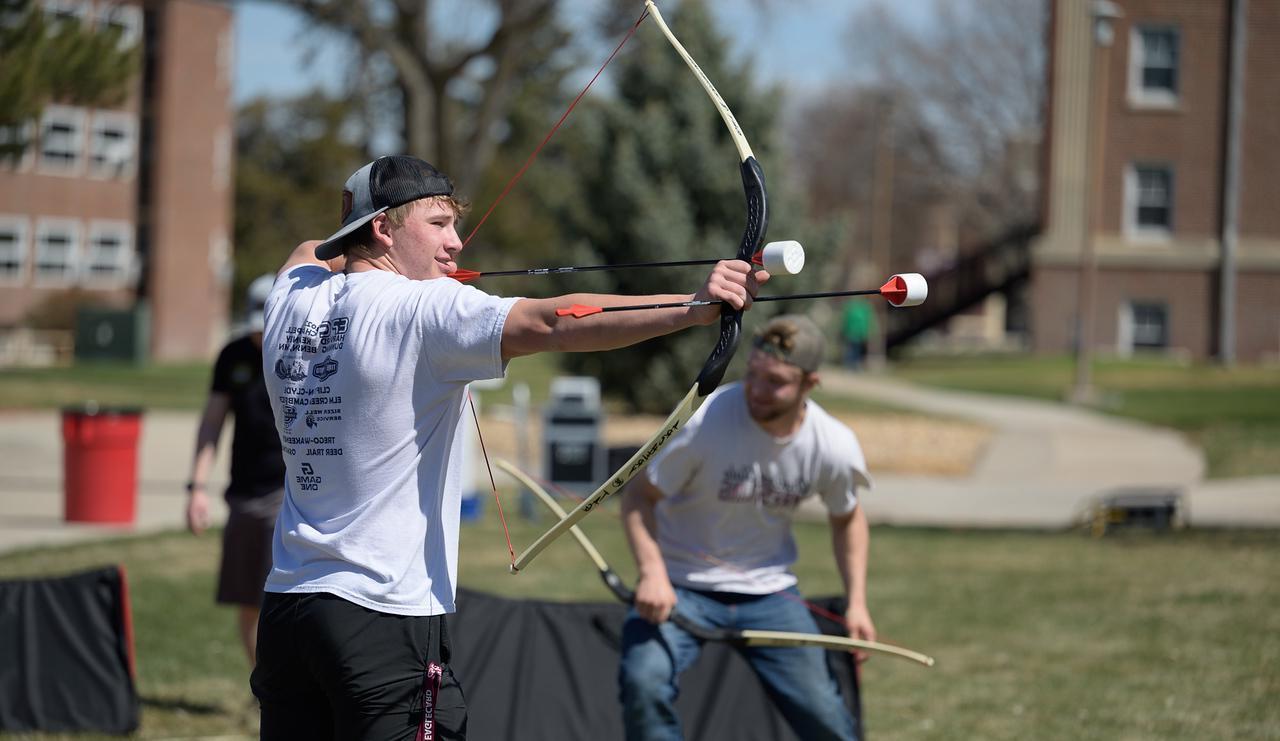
[754,240,804,275]
[879,272,928,307]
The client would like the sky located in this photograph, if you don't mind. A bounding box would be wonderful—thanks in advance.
[232,0,935,105]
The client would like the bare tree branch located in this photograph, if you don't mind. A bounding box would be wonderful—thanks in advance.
[267,0,570,195]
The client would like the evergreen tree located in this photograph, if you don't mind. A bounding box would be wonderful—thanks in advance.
[0,0,139,160]
[532,0,830,412]
[232,91,369,309]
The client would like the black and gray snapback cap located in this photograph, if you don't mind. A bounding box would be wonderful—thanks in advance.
[314,155,454,260]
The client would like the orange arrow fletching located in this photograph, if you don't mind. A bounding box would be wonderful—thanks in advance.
[879,275,908,306]
[556,304,605,318]
[450,268,482,282]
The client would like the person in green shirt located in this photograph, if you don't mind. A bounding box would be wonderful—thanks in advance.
[840,300,876,370]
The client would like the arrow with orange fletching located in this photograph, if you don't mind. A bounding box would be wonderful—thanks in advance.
[556,272,930,318]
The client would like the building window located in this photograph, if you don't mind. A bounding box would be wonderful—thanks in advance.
[1129,26,1179,107]
[1125,164,1174,238]
[209,232,232,287]
[217,26,235,87]
[96,2,141,49]
[0,216,30,285]
[34,218,80,286]
[84,220,134,287]
[89,111,137,178]
[0,121,35,170]
[38,105,86,174]
[1119,301,1169,354]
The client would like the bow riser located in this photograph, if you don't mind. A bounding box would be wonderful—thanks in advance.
[696,156,768,397]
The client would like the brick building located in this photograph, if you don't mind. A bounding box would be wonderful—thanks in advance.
[0,0,233,362]
[1034,0,1280,362]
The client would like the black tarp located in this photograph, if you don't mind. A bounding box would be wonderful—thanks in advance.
[451,588,861,741]
[0,564,139,734]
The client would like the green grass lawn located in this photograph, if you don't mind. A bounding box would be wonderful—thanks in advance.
[893,354,1280,478]
[0,363,212,411]
[2,506,1276,739]
[0,352,923,420]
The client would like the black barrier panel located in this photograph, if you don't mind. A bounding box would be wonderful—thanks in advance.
[451,588,861,741]
[0,565,139,733]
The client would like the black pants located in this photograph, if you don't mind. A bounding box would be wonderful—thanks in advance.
[251,592,467,740]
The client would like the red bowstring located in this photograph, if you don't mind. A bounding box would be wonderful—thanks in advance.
[461,7,650,249]
[468,389,515,564]
[692,550,850,628]
[534,474,906,651]
[531,475,848,626]
[463,7,651,566]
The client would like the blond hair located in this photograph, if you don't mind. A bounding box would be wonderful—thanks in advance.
[343,195,470,258]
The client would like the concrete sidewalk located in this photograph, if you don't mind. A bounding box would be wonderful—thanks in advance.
[0,409,230,555]
[2,372,1277,557]
[812,368,1279,529]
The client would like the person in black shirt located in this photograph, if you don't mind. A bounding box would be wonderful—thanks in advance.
[185,273,285,666]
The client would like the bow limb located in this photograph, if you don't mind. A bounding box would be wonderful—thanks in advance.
[496,459,935,667]
[645,0,768,395]
[509,384,699,572]
[510,2,768,572]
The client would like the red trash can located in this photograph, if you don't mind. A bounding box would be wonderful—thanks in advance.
[62,405,144,524]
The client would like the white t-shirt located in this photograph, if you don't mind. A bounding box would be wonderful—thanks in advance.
[260,265,518,616]
[646,382,871,594]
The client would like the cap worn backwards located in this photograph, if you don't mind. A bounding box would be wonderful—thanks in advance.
[314,155,454,260]
[752,314,826,373]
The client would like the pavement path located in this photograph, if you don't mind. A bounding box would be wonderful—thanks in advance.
[0,409,231,555]
[1,371,1276,556]
[809,368,1278,529]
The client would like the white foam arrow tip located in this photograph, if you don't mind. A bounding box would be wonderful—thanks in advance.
[880,272,928,307]
[758,240,804,275]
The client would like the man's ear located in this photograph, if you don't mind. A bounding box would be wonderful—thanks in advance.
[370,213,395,247]
[802,371,821,394]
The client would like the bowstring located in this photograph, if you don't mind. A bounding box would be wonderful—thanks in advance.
[460,7,650,249]
[462,7,651,566]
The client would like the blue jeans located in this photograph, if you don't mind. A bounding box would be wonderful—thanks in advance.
[618,586,856,741]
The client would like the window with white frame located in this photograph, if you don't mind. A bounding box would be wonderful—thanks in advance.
[1119,301,1169,353]
[83,220,134,287]
[96,2,141,49]
[1129,26,1179,107]
[39,105,86,174]
[213,126,231,191]
[1125,163,1174,237]
[89,111,137,178]
[0,216,30,284]
[34,218,80,286]
[217,26,234,87]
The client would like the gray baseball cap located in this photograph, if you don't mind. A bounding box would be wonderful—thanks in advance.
[752,314,826,372]
[245,273,275,331]
[315,155,454,260]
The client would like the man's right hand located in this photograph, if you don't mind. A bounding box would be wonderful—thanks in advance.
[186,489,210,535]
[634,573,679,624]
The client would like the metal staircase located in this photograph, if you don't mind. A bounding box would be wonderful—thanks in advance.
[885,222,1039,351]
